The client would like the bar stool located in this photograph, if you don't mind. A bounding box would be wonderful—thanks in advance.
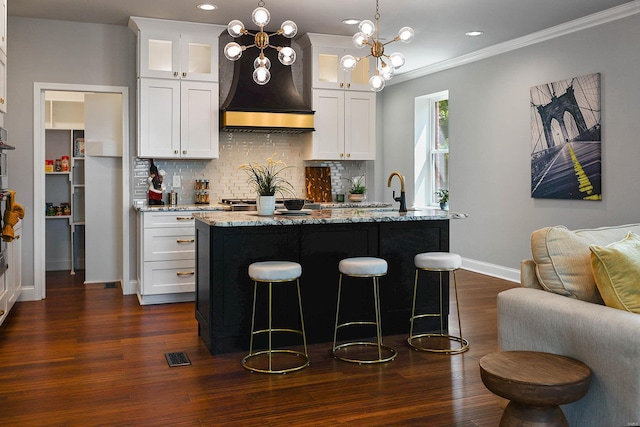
[332,257,397,364]
[242,261,310,374]
[408,252,469,354]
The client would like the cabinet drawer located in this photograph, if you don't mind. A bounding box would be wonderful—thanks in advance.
[143,228,195,261]
[142,260,195,295]
[143,211,196,228]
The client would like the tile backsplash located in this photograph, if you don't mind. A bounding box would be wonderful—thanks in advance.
[133,133,366,206]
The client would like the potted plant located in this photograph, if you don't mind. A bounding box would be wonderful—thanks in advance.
[435,188,449,210]
[239,155,295,215]
[346,175,366,202]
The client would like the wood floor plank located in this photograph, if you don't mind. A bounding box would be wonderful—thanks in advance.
[0,269,515,426]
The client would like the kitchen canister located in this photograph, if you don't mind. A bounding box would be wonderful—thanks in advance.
[168,190,178,206]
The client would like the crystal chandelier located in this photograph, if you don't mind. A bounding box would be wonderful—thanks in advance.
[223,0,298,85]
[340,0,414,92]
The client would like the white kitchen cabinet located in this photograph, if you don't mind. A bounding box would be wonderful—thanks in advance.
[138,78,219,159]
[299,33,377,161]
[7,221,22,310]
[0,0,6,55]
[129,17,222,82]
[129,17,223,159]
[303,89,376,161]
[0,220,22,327]
[300,33,374,92]
[137,211,196,305]
[0,50,6,114]
[0,0,6,113]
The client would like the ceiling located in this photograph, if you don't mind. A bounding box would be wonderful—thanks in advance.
[8,0,636,76]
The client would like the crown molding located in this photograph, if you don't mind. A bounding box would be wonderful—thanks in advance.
[390,0,640,85]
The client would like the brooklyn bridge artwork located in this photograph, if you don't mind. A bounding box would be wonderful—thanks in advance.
[530,73,601,200]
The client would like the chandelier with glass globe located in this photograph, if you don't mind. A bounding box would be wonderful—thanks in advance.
[340,0,414,92]
[223,0,298,85]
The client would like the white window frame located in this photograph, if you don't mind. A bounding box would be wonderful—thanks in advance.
[414,90,449,208]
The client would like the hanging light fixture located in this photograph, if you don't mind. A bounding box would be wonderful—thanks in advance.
[340,0,414,92]
[223,0,298,85]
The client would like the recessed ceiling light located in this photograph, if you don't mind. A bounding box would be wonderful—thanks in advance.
[197,3,218,11]
[342,18,361,25]
[465,30,484,37]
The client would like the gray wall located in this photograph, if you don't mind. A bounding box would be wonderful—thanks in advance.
[7,17,136,291]
[8,12,640,289]
[378,13,640,273]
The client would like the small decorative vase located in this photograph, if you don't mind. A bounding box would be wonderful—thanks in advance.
[440,202,449,211]
[349,193,365,202]
[256,195,276,216]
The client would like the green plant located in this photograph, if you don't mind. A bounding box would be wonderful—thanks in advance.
[238,155,295,196]
[435,189,449,204]
[346,176,366,194]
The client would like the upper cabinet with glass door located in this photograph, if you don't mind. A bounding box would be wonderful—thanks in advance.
[129,17,221,82]
[299,33,373,92]
[0,0,6,55]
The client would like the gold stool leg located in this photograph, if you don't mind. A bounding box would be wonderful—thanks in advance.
[296,278,308,357]
[373,276,383,360]
[332,273,397,364]
[451,271,469,353]
[248,280,258,356]
[242,278,310,374]
[407,268,469,354]
[332,273,343,354]
[268,281,273,372]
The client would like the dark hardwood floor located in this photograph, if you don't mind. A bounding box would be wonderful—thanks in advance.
[0,269,516,426]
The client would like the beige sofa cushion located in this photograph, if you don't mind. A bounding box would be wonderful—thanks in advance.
[531,224,640,303]
[590,232,640,313]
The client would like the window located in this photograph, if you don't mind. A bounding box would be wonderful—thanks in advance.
[414,91,449,207]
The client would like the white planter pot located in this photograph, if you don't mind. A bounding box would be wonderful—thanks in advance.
[256,195,276,216]
[348,193,365,202]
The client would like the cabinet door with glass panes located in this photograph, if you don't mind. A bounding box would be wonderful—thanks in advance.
[135,26,219,82]
[311,45,372,91]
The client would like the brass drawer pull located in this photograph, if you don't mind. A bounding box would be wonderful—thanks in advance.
[0,309,5,316]
[176,239,195,243]
[176,271,195,276]
[176,217,194,221]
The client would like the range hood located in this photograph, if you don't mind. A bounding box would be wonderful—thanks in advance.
[220,34,314,133]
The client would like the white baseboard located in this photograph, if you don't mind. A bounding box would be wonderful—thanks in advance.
[136,291,195,305]
[122,279,137,296]
[461,258,520,283]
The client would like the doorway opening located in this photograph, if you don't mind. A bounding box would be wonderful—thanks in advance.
[32,83,130,301]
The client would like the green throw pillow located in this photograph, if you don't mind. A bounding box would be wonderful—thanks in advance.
[590,232,640,313]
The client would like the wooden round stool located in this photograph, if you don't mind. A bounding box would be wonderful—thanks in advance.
[479,351,591,427]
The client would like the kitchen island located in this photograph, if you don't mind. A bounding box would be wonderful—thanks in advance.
[194,208,456,354]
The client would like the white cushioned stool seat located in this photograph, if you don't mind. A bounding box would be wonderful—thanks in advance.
[332,256,396,364]
[339,257,388,276]
[415,252,462,271]
[243,260,308,374]
[409,251,468,354]
[249,261,302,282]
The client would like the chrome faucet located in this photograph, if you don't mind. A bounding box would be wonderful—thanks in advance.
[387,171,407,213]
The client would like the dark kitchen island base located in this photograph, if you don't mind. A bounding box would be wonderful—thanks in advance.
[195,214,450,355]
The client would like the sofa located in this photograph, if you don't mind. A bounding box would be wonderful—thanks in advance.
[497,223,640,427]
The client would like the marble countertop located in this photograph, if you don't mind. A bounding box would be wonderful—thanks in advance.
[134,201,393,212]
[193,207,464,227]
[135,203,227,212]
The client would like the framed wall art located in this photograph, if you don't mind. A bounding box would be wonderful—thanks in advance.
[530,73,601,200]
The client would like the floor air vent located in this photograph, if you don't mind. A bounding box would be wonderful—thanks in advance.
[165,352,191,367]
